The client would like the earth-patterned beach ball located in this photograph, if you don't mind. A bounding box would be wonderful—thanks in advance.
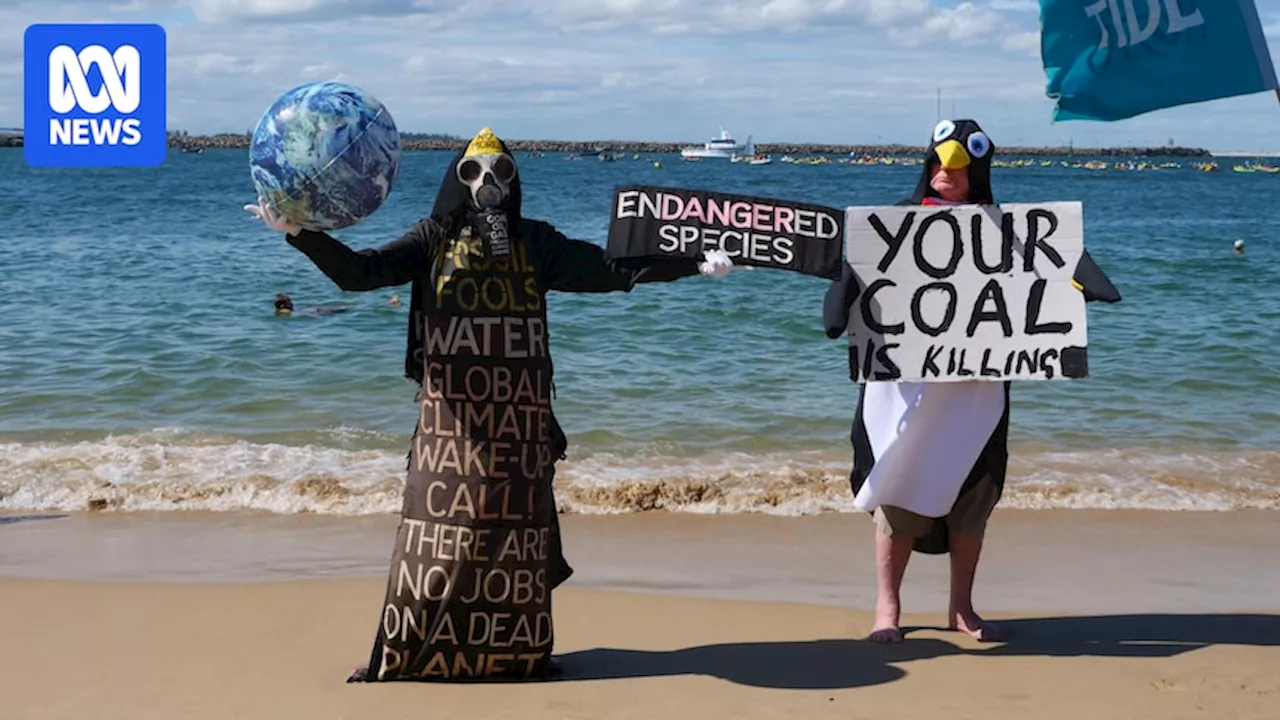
[249,81,401,231]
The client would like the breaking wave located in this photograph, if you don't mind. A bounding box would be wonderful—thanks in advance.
[1,430,1278,516]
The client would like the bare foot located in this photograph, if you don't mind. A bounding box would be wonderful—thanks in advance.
[868,624,904,643]
[949,610,1007,642]
[868,602,904,643]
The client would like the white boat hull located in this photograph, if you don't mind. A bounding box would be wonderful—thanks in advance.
[681,148,742,159]
[680,127,753,160]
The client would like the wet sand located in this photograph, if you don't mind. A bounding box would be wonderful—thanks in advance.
[3,509,1278,613]
[1,509,1278,719]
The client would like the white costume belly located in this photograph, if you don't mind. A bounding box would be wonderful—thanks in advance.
[853,380,1006,518]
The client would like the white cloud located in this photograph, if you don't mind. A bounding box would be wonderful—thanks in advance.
[891,1,1005,46]
[188,0,459,22]
[524,0,937,34]
[988,0,1038,11]
[2,0,1280,150]
[1002,29,1040,55]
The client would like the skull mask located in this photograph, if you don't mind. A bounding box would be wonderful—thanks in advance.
[455,128,517,211]
[456,152,516,209]
[452,128,518,256]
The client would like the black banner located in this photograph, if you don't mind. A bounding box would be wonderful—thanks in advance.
[606,185,845,279]
[370,228,559,681]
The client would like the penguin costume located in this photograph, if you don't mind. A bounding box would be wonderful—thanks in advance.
[823,119,1121,555]
[267,127,715,681]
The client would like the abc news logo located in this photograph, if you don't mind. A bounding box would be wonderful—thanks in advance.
[24,23,167,167]
[48,44,143,146]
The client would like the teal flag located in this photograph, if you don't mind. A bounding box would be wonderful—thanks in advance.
[1040,0,1279,121]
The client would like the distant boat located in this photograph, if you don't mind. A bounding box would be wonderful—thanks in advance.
[680,127,753,160]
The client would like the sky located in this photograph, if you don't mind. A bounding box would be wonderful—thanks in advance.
[5,0,1280,150]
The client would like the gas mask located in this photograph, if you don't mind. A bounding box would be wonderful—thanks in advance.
[456,152,516,257]
[457,152,515,210]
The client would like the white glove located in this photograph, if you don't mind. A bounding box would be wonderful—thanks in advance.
[243,197,302,236]
[698,249,735,278]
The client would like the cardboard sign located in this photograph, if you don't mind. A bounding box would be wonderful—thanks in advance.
[844,201,1088,382]
[606,185,845,279]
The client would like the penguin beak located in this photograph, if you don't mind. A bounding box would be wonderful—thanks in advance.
[934,139,970,170]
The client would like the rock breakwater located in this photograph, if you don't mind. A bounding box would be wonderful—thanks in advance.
[0,131,1212,157]
[167,133,1210,157]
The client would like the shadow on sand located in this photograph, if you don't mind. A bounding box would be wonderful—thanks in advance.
[552,613,1280,690]
[0,514,67,527]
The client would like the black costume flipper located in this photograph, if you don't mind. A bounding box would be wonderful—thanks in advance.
[822,260,859,340]
[1073,250,1122,303]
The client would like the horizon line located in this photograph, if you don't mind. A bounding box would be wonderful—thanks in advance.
[0,127,1204,149]
[6,127,1273,154]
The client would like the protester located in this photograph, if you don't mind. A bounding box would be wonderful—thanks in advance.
[823,119,1121,643]
[246,126,733,680]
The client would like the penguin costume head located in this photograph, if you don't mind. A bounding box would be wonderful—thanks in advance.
[909,119,995,205]
[429,126,523,257]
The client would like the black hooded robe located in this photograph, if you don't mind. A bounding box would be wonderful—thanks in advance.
[284,141,702,681]
[822,119,1121,554]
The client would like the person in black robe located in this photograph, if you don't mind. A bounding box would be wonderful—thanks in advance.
[246,126,732,681]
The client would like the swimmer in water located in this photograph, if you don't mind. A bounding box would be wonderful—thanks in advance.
[388,293,402,307]
[1233,239,1245,255]
[273,292,352,316]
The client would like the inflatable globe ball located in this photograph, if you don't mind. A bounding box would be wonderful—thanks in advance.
[249,81,402,232]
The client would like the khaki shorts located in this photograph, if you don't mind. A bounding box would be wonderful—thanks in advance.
[873,475,1000,539]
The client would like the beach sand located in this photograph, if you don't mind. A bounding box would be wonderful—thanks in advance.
[2,509,1279,719]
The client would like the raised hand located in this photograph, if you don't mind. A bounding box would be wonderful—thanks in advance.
[243,197,302,236]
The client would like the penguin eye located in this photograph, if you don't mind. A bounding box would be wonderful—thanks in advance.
[933,120,955,143]
[967,131,990,158]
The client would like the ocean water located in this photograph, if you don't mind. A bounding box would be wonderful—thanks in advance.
[1,149,1277,516]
